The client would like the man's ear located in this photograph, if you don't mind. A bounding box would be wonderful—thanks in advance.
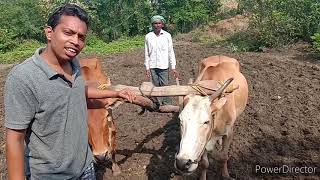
[211,97,227,112]
[44,26,53,41]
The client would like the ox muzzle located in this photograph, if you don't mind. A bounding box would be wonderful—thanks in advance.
[174,153,200,175]
[93,152,111,163]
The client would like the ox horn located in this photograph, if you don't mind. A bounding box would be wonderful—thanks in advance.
[210,78,234,100]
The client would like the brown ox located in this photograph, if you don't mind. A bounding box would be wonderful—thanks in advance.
[175,56,248,179]
[80,57,184,176]
[80,58,121,175]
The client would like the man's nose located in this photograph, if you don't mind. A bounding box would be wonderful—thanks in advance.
[70,35,80,46]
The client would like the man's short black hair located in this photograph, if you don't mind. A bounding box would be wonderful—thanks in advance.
[47,3,89,29]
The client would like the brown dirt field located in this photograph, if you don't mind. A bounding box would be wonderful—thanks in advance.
[0,42,319,180]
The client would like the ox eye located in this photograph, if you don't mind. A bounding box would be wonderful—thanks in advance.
[204,121,210,125]
[180,121,183,127]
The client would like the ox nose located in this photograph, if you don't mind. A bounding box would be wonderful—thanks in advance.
[94,154,109,162]
[175,158,193,172]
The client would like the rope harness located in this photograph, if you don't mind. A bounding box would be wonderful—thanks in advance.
[190,80,239,96]
[190,84,209,96]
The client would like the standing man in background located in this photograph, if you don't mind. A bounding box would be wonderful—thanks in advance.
[145,15,179,107]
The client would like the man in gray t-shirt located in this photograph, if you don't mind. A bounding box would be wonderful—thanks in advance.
[4,4,135,180]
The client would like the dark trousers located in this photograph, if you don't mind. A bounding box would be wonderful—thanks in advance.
[26,162,96,180]
[78,162,96,180]
[150,68,172,105]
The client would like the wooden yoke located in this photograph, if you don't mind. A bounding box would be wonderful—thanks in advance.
[105,80,223,97]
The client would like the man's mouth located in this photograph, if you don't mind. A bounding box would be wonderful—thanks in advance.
[65,47,78,57]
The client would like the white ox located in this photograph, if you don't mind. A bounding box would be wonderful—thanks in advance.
[175,55,248,179]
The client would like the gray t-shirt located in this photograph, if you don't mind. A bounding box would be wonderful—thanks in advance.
[4,48,93,179]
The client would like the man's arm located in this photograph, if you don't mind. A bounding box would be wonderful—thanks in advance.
[4,74,36,180]
[145,35,151,78]
[167,34,179,78]
[85,86,136,102]
[6,128,26,180]
[86,85,119,99]
[167,33,176,70]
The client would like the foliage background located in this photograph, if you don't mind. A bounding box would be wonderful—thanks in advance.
[235,0,320,51]
[1,0,320,63]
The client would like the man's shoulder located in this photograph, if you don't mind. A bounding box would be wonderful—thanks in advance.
[161,29,171,35]
[7,57,37,82]
[146,31,154,37]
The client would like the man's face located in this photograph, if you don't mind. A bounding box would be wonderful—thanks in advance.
[46,15,88,61]
[152,20,164,32]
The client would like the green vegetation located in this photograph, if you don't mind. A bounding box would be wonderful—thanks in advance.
[230,0,320,51]
[194,0,320,52]
[2,0,320,64]
[311,33,320,51]
[0,40,44,64]
[0,35,144,64]
[0,0,47,52]
[0,0,220,64]
[83,35,144,55]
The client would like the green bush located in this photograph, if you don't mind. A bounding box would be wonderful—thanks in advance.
[0,40,44,64]
[0,0,222,50]
[311,32,320,51]
[0,35,144,64]
[0,28,18,53]
[160,0,221,33]
[90,0,152,42]
[250,11,298,48]
[237,0,320,50]
[83,34,144,55]
[0,0,46,52]
[225,32,260,52]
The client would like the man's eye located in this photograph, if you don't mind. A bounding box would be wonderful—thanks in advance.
[79,36,86,42]
[64,31,72,35]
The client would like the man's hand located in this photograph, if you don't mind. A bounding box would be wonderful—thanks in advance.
[118,89,136,103]
[146,69,151,78]
[171,69,179,79]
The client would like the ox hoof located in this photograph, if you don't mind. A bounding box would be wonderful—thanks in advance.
[112,163,121,176]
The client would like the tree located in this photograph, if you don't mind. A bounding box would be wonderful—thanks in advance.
[157,0,221,33]
[0,0,46,52]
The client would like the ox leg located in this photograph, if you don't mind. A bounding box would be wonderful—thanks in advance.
[110,151,121,176]
[220,129,234,179]
[200,151,209,180]
[107,111,121,176]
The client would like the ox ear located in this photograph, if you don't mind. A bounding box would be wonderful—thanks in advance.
[211,97,227,112]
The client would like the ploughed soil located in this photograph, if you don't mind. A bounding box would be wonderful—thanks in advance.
[0,41,319,180]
